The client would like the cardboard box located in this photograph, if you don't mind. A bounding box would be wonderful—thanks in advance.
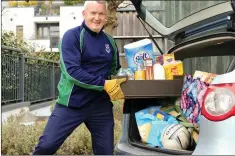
[115,77,183,99]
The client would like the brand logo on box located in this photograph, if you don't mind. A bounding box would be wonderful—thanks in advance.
[133,51,150,64]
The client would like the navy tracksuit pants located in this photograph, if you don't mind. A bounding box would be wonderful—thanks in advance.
[33,101,114,155]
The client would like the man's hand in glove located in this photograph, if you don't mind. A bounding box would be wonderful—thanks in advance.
[104,78,126,101]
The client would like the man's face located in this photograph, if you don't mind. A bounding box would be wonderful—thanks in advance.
[82,2,107,33]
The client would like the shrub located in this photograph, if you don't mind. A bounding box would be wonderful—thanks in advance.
[1,31,59,62]
[1,116,46,155]
[1,101,123,155]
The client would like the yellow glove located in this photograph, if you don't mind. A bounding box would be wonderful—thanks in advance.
[104,78,126,101]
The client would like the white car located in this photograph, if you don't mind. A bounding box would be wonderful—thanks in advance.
[115,0,235,155]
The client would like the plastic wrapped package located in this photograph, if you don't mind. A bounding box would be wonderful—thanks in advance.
[124,39,156,72]
[135,106,179,147]
[180,75,209,125]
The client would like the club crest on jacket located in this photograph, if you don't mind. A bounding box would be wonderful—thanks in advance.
[105,44,111,53]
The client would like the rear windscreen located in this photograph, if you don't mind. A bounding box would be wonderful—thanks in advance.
[142,0,228,28]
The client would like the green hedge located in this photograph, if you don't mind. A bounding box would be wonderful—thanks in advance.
[2,101,124,155]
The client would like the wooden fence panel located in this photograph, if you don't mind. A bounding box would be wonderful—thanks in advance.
[114,11,161,36]
[183,56,233,75]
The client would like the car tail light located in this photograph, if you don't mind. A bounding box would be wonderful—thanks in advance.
[202,83,235,121]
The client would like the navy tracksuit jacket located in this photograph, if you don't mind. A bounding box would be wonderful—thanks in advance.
[33,21,121,155]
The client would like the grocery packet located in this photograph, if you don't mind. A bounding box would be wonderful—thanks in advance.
[157,53,184,80]
[180,71,217,125]
[135,106,178,147]
[124,39,156,72]
[193,70,217,84]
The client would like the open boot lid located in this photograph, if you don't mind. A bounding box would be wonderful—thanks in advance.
[130,0,235,41]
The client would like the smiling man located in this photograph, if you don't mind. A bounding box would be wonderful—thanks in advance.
[33,1,126,155]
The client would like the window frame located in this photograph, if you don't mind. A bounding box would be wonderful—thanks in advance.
[36,23,59,40]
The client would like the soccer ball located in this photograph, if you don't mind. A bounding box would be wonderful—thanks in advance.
[161,124,191,150]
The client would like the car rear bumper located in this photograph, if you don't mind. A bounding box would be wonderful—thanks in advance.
[193,116,235,155]
[115,141,165,155]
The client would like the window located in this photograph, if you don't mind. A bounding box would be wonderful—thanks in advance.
[36,23,59,39]
[50,36,60,48]
[16,25,23,39]
[36,23,59,48]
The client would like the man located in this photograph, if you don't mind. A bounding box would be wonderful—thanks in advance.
[33,1,126,155]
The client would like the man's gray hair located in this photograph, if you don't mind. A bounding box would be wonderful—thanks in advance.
[84,1,108,10]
